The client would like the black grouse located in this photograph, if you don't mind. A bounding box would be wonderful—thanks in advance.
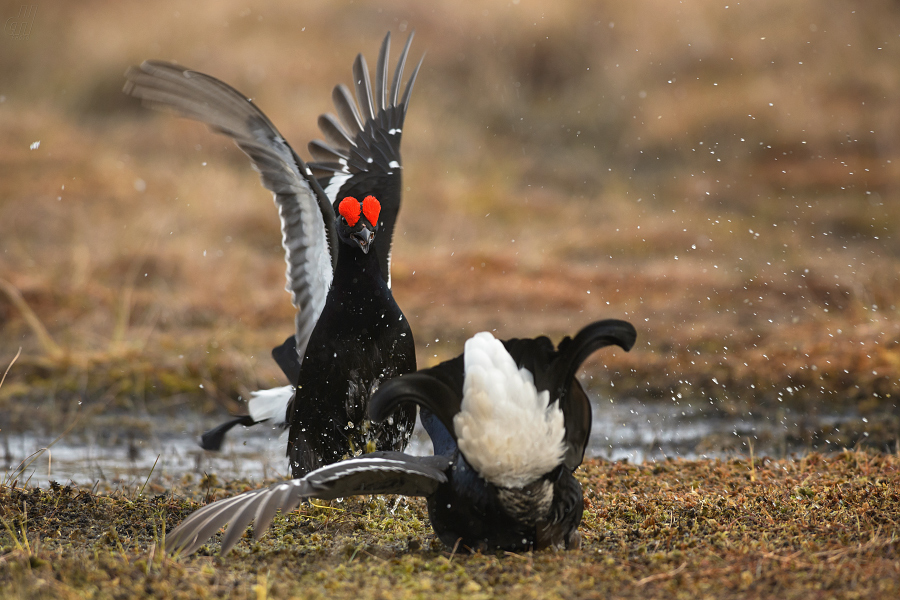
[165,319,637,555]
[123,33,421,474]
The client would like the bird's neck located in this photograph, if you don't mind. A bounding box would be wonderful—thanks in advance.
[332,242,385,288]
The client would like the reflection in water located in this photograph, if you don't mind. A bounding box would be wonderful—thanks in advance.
[1,394,861,488]
[587,397,847,464]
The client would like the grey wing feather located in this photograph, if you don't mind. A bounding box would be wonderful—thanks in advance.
[317,114,355,152]
[308,139,350,163]
[331,84,364,136]
[353,54,376,122]
[220,496,262,552]
[399,54,424,115]
[389,32,414,108]
[123,61,335,362]
[167,489,268,555]
[166,452,450,556]
[303,451,450,498]
[252,482,294,541]
[374,34,390,113]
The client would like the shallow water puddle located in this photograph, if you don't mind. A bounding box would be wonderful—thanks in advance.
[1,396,860,488]
[587,397,849,463]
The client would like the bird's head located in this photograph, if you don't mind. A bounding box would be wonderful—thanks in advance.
[336,195,381,254]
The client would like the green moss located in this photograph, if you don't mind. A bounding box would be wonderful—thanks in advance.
[1,452,899,599]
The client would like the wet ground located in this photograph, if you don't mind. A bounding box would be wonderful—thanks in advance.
[1,392,867,489]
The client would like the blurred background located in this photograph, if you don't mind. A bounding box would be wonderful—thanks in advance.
[1,0,899,484]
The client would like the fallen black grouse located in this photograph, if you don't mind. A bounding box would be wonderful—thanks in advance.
[165,319,637,555]
[123,33,421,474]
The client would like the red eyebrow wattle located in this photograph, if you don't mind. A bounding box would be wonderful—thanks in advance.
[362,195,381,225]
[339,197,361,226]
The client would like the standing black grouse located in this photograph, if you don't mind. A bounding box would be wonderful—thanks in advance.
[123,33,422,474]
[165,319,637,555]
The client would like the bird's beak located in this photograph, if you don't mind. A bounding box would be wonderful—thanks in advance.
[351,225,374,254]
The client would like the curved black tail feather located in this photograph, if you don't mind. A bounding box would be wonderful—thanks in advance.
[199,415,258,451]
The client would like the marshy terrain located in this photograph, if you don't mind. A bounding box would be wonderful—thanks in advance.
[1,1,899,598]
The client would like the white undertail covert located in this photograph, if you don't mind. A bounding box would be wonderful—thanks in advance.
[454,332,566,488]
[248,385,294,425]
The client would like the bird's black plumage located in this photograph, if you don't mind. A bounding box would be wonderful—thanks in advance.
[123,33,422,462]
[165,320,637,556]
[285,196,416,476]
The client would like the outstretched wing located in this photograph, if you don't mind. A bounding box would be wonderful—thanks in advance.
[308,31,423,287]
[123,61,336,362]
[166,452,450,556]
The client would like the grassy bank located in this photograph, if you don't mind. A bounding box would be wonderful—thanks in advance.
[1,452,898,599]
[3,0,900,426]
